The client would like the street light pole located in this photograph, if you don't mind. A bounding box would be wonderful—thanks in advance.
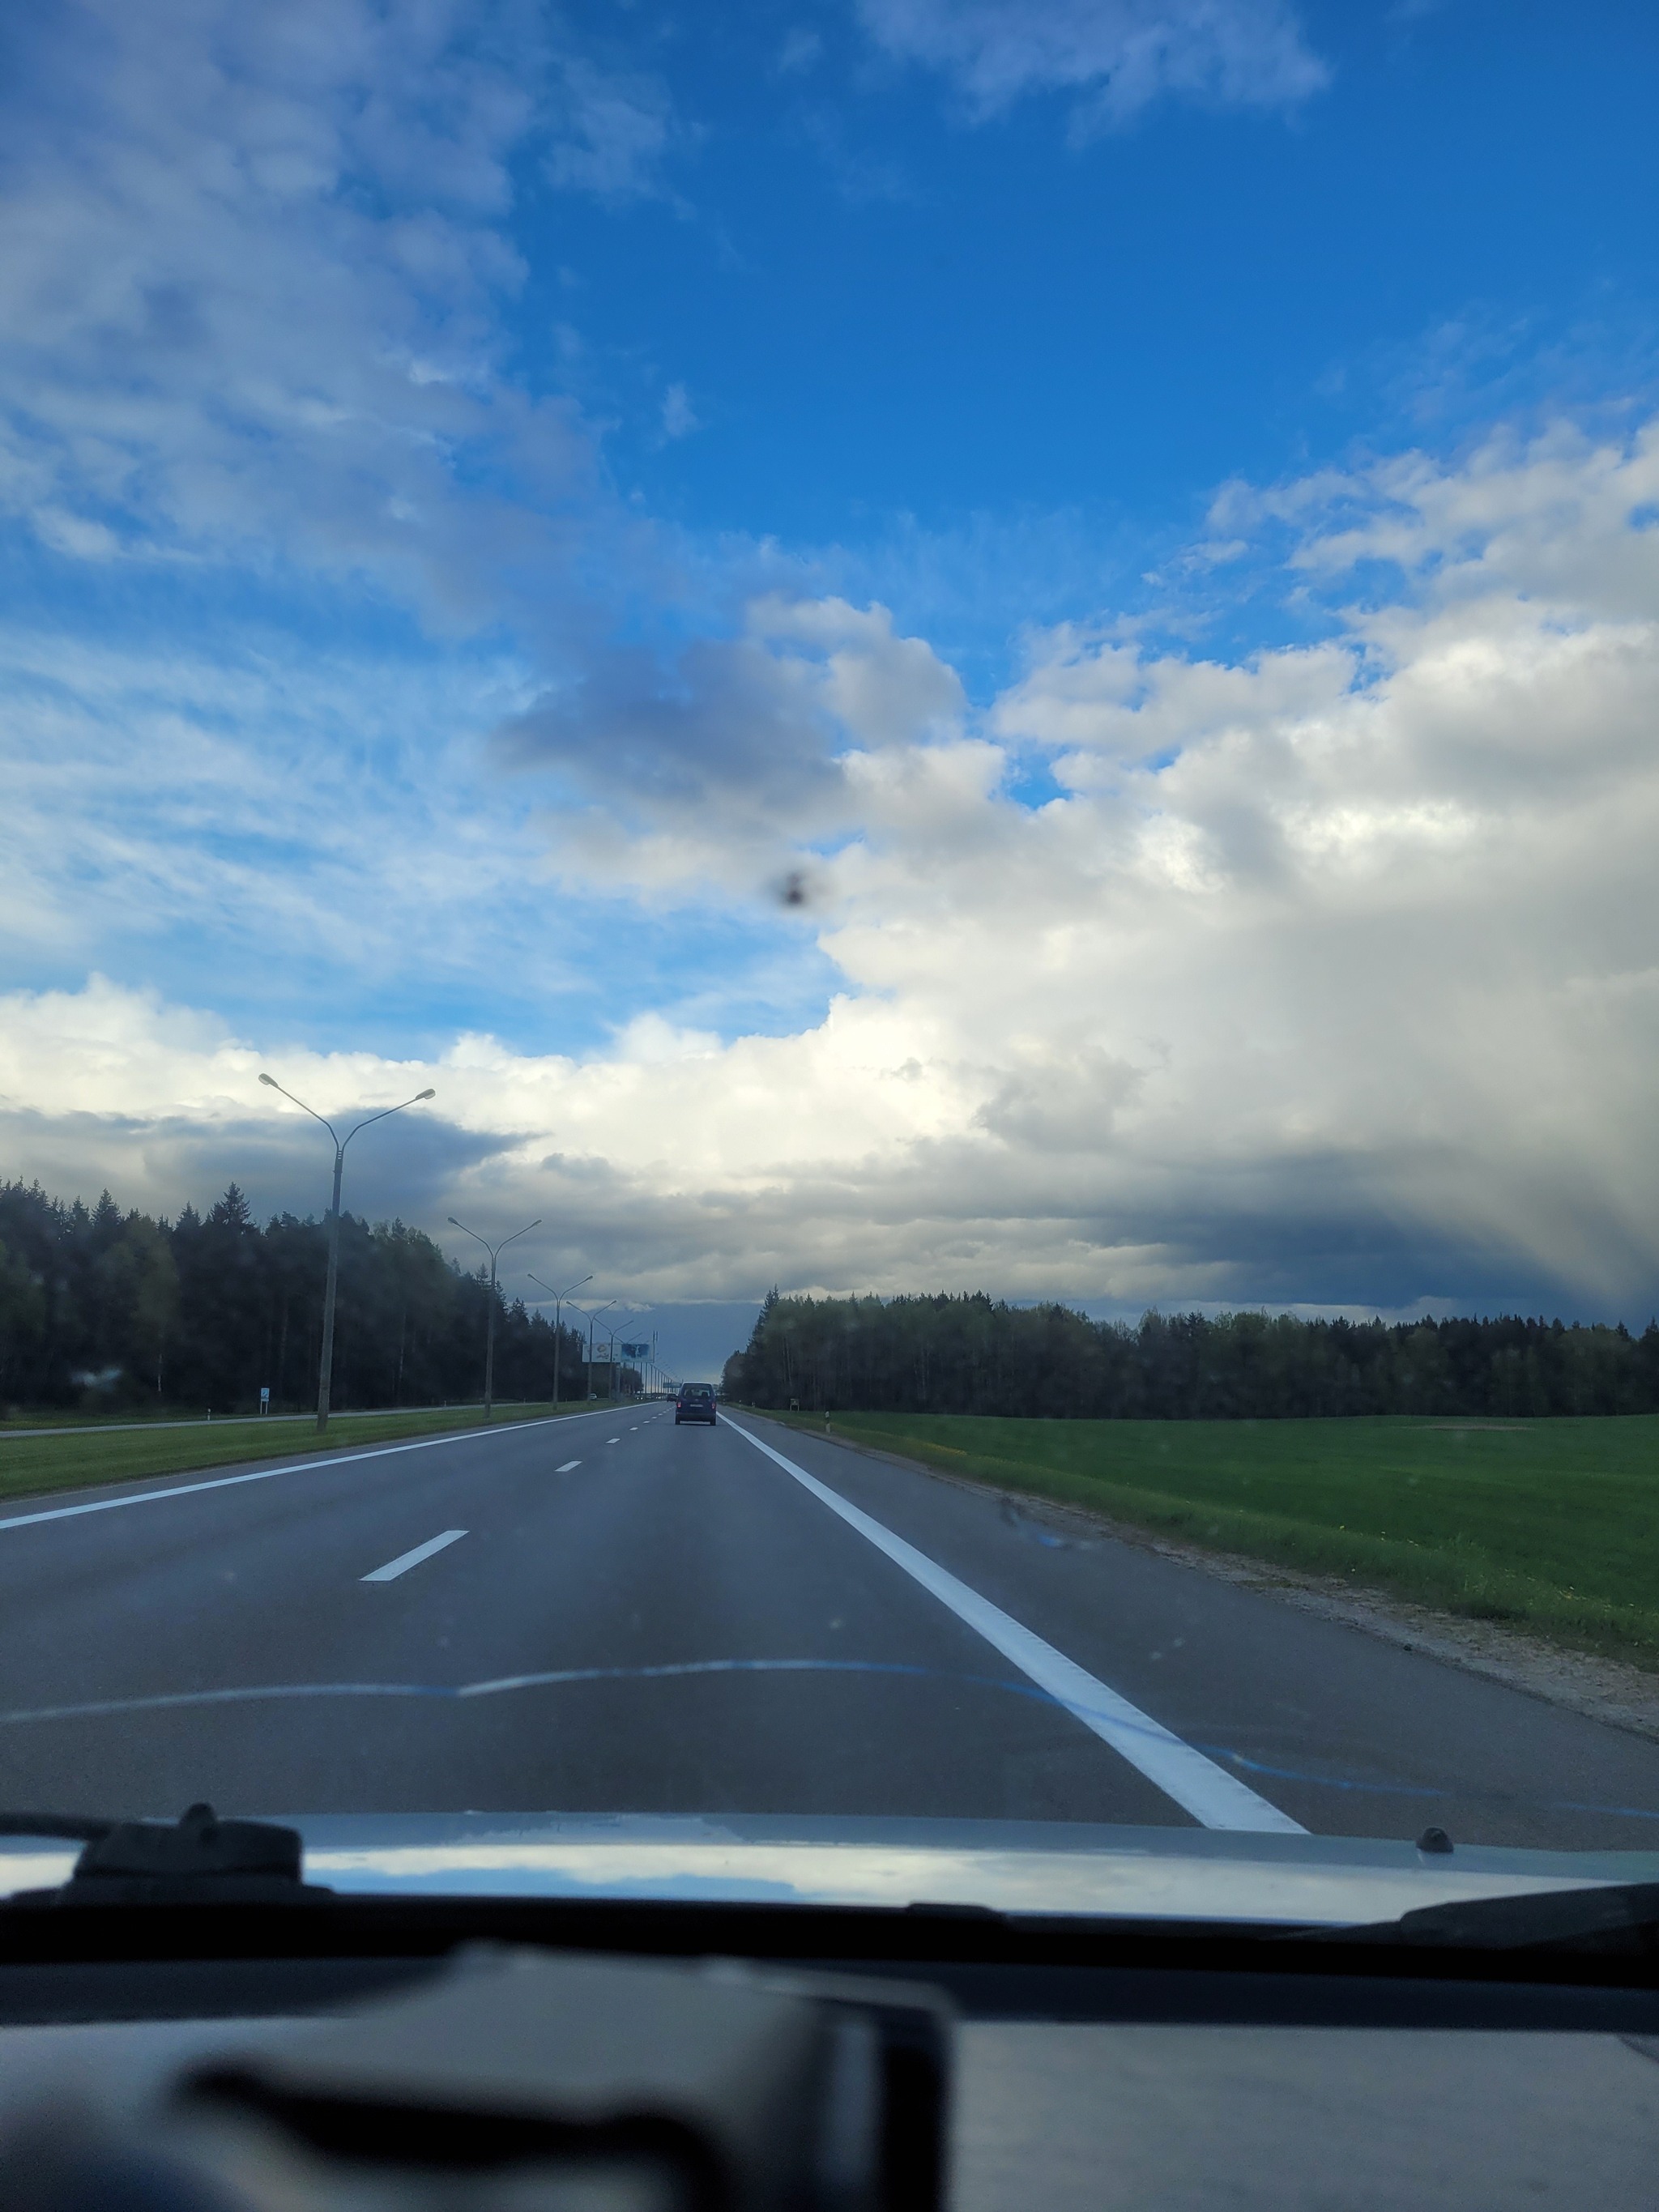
[258,1074,435,1435]
[527,1272,592,1410]
[599,1316,628,1401]
[578,1301,614,1398]
[447,1217,541,1422]
[609,1315,651,1400]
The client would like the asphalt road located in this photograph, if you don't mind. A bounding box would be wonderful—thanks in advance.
[2,1406,1659,1848]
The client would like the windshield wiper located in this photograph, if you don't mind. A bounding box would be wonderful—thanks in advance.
[1,1802,329,1907]
[0,1814,113,1845]
[1299,1880,1659,1957]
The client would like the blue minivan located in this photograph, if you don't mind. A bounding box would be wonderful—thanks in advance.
[674,1383,717,1426]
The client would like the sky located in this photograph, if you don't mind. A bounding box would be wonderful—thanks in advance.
[2,0,1658,1375]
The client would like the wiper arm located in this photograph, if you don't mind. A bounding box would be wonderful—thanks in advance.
[0,1813,113,1843]
[2,1801,330,1907]
[1299,1880,1659,1957]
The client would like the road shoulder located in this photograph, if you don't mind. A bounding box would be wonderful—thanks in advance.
[753,1414,1659,1750]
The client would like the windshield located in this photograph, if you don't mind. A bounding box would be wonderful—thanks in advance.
[3,0,1659,1916]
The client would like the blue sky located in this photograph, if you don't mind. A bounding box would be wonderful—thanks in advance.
[553,2,1657,581]
[3,0,1659,1358]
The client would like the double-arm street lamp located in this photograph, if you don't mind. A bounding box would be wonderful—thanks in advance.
[608,1312,651,1400]
[597,1309,650,1397]
[527,1272,592,1410]
[258,1074,435,1434]
[597,1315,642,1401]
[447,1215,541,1422]
[596,1315,621,1400]
[570,1300,613,1397]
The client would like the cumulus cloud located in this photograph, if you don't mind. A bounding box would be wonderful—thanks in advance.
[2,4,1656,1326]
[7,420,1659,1319]
[498,595,967,897]
[855,0,1328,133]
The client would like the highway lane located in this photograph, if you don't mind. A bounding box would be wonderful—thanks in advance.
[1,1406,1657,1848]
[0,1404,1185,1826]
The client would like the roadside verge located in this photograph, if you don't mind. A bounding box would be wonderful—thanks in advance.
[0,1401,593,1507]
[748,1408,1659,1746]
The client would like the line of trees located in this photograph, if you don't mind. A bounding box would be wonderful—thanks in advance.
[723,1291,1659,1421]
[0,1178,610,1415]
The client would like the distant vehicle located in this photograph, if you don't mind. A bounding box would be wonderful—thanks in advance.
[675,1383,717,1426]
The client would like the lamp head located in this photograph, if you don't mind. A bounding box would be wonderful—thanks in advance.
[416,1088,436,1100]
[447,1217,460,1228]
[258,1073,277,1088]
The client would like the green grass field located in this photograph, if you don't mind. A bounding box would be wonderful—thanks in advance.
[0,1401,587,1505]
[766,1408,1659,1669]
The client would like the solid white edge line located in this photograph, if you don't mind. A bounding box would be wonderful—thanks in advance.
[0,1407,622,1536]
[725,1418,1305,1837]
[361,1528,467,1583]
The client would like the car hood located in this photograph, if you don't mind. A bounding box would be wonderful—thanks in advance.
[6,1813,1658,1926]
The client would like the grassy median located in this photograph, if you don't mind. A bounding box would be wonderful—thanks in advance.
[762,1408,1659,1669]
[0,1402,586,1506]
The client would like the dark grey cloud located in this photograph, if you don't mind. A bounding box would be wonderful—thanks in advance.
[0,1105,514,1233]
[499,633,840,812]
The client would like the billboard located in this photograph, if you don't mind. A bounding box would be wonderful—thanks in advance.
[621,1341,649,1359]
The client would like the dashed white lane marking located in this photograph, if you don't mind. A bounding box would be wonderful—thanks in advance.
[361,1528,467,1583]
[0,1408,621,1537]
[725,1420,1304,1836]
[556,1460,582,1473]
[606,1437,620,1445]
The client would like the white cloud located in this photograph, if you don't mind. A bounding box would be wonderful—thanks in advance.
[0,620,561,1021]
[660,382,699,440]
[1,5,1655,1321]
[544,55,686,205]
[8,420,1659,1315]
[992,631,1357,764]
[855,0,1328,133]
[0,0,611,618]
[0,0,711,1048]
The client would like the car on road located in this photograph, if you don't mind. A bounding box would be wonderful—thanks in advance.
[675,1383,718,1426]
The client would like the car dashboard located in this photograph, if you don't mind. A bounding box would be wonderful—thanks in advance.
[4,1903,1659,2212]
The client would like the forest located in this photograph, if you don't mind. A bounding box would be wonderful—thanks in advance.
[0,1177,602,1414]
[11,1165,1659,1424]
[723,1290,1659,1421]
